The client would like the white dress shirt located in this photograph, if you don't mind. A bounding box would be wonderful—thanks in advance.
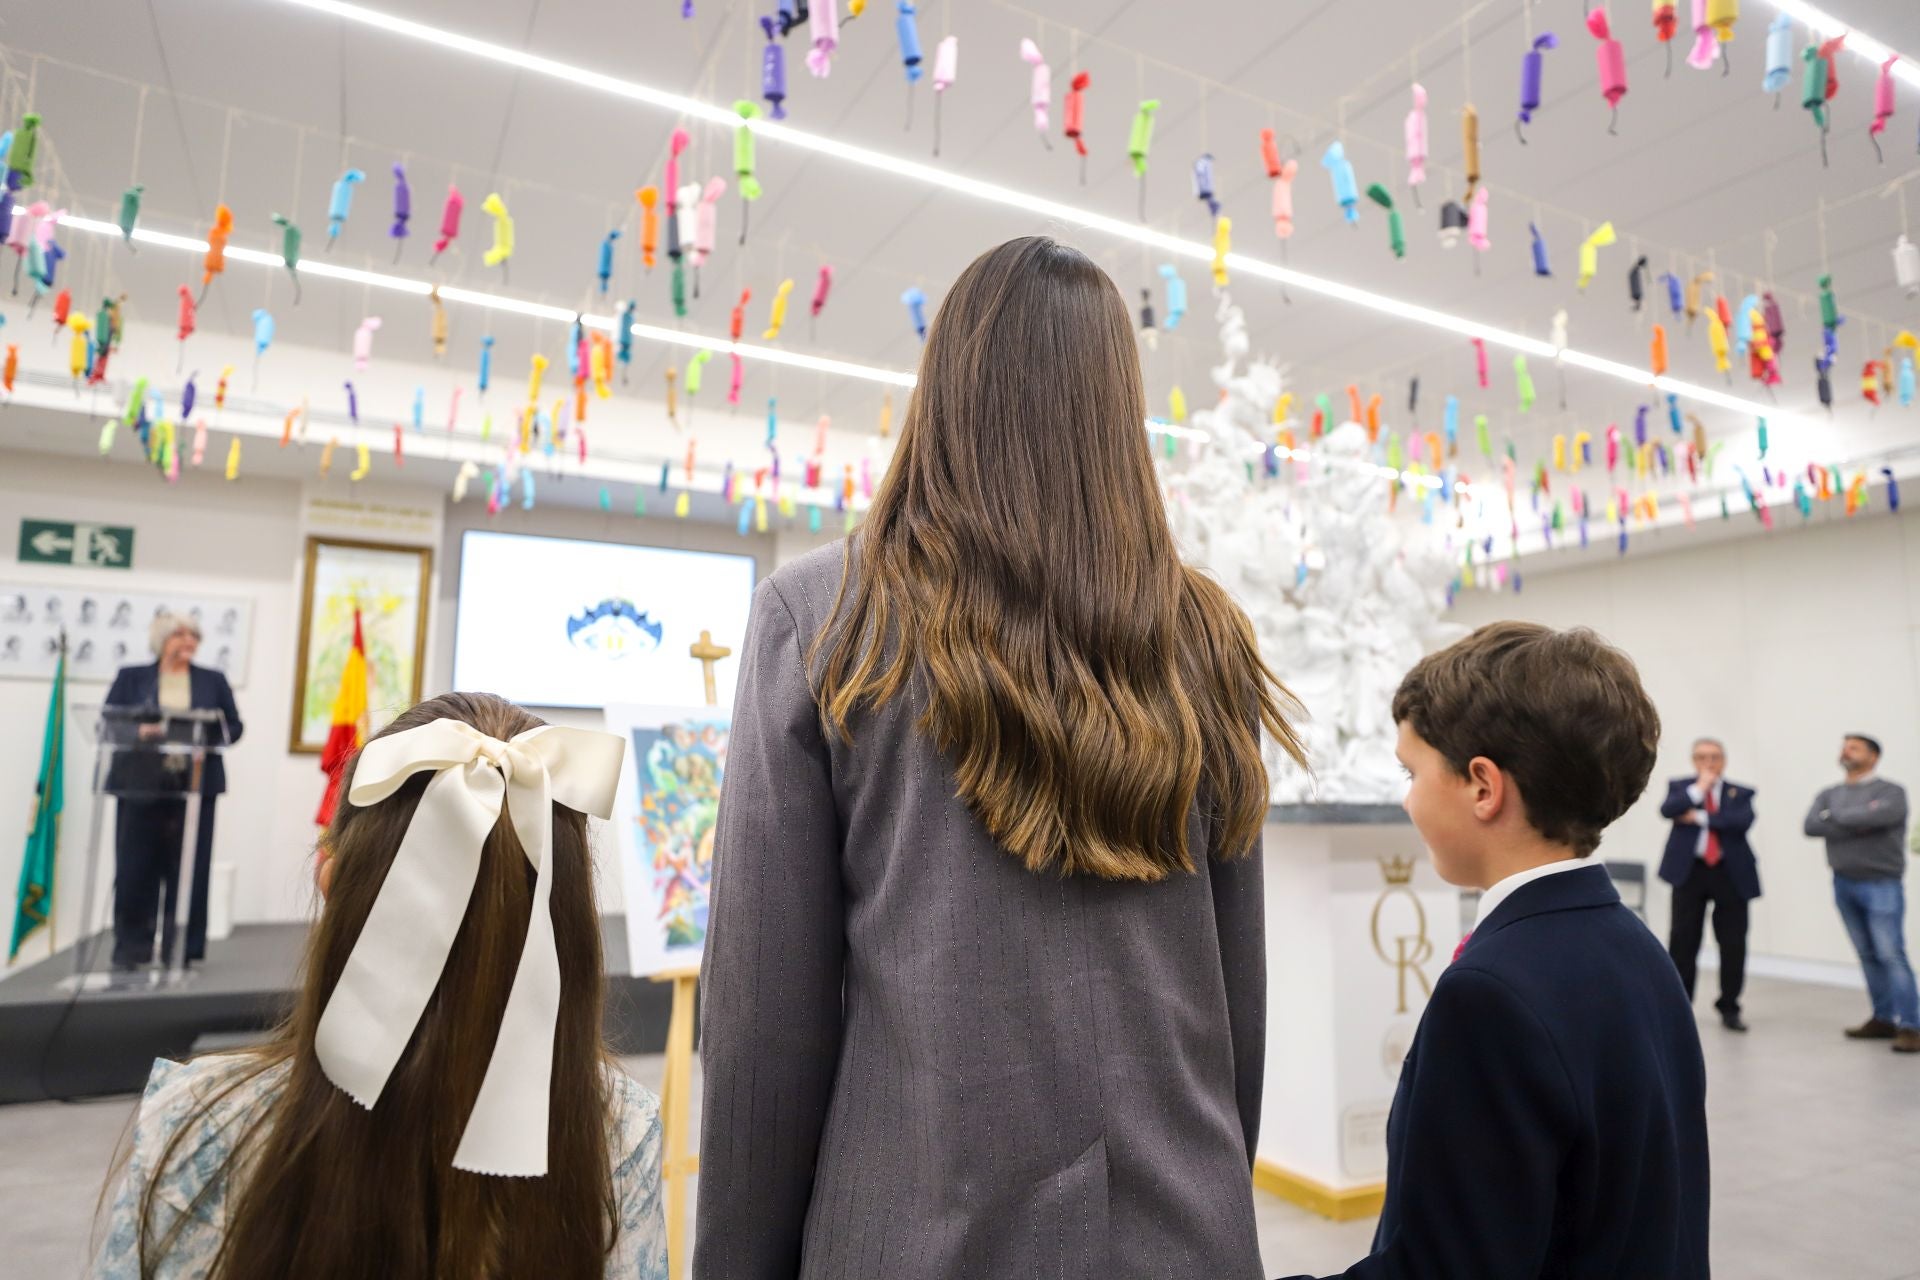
[1684,778,1725,858]
[1473,857,1593,931]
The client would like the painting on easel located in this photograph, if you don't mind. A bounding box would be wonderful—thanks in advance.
[605,703,730,978]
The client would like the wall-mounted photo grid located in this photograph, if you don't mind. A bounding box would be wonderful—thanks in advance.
[0,585,255,687]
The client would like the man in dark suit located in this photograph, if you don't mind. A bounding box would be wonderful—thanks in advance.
[104,612,243,969]
[1659,736,1760,1032]
[1291,623,1707,1279]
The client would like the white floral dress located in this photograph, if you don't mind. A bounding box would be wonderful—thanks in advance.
[94,1056,669,1279]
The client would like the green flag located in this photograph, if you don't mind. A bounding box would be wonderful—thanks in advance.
[9,644,65,961]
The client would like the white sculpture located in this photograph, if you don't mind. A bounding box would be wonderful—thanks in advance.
[1161,292,1463,803]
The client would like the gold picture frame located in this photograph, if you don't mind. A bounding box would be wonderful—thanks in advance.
[289,535,433,754]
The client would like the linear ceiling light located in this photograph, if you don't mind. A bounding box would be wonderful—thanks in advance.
[56,214,916,387]
[269,0,1837,432]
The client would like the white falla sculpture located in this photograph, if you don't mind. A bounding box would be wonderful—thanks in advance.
[1160,292,1462,803]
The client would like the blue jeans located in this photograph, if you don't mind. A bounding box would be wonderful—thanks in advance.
[1833,875,1920,1030]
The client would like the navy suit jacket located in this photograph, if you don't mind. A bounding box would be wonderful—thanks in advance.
[1290,864,1710,1280]
[1658,777,1761,900]
[103,662,244,796]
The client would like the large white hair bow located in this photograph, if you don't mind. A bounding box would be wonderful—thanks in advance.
[313,718,625,1177]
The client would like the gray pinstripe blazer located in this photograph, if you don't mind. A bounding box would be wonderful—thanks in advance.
[694,541,1267,1280]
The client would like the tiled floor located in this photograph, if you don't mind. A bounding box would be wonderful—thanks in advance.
[4,978,1917,1277]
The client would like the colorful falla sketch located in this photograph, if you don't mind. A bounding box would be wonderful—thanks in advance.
[630,717,727,958]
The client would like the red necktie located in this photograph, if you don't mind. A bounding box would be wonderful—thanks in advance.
[1452,931,1473,963]
[1704,788,1722,868]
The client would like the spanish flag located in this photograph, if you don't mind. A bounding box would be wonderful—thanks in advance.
[316,608,369,826]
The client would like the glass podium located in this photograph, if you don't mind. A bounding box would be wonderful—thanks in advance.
[60,704,230,993]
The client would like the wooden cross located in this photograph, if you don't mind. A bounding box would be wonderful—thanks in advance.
[689,630,731,708]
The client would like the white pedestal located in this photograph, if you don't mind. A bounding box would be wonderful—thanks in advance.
[1255,806,1464,1217]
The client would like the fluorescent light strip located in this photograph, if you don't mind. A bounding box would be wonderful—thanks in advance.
[271,0,1808,427]
[57,214,914,387]
[1762,1,1920,90]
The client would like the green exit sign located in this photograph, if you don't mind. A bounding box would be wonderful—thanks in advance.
[18,520,136,569]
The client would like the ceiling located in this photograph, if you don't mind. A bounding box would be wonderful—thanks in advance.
[2,0,1918,538]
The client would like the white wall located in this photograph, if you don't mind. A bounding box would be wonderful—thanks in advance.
[1451,509,1920,974]
[0,444,843,976]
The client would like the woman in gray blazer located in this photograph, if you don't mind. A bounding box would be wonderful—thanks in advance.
[695,236,1305,1279]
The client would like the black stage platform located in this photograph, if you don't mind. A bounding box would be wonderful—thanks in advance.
[0,917,677,1104]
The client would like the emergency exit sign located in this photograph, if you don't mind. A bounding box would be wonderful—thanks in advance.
[17,520,136,569]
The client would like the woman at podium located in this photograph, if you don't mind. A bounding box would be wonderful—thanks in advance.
[104,612,244,970]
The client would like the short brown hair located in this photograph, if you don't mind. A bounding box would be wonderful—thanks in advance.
[1392,622,1659,857]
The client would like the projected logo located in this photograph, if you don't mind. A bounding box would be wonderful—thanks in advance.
[565,598,665,658]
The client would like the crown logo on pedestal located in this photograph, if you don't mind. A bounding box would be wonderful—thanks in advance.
[1378,855,1416,885]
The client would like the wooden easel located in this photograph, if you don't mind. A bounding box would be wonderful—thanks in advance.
[654,629,732,1279]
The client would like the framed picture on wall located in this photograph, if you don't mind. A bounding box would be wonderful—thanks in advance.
[289,536,433,754]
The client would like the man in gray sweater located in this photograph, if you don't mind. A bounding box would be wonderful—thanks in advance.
[1804,734,1919,1054]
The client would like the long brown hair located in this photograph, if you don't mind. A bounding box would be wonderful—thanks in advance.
[117,692,618,1278]
[814,236,1305,882]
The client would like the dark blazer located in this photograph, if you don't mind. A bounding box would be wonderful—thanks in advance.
[1658,777,1761,899]
[103,662,244,796]
[694,541,1267,1280]
[1290,864,1709,1280]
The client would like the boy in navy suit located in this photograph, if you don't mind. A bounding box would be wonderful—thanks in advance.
[1659,737,1761,1032]
[1288,622,1708,1279]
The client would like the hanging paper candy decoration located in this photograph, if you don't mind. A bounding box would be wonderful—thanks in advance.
[65,317,90,385]
[810,266,833,334]
[1158,264,1188,330]
[597,229,621,294]
[1193,153,1220,218]
[1530,223,1551,276]
[478,334,494,395]
[1896,234,1920,297]
[428,285,448,358]
[931,35,958,156]
[1899,355,1914,407]
[731,288,752,341]
[1064,71,1090,180]
[174,284,197,358]
[480,193,514,279]
[1862,360,1883,406]
[1733,291,1760,362]
[5,113,39,190]
[1211,216,1232,286]
[1651,323,1669,377]
[270,213,303,303]
[1871,56,1898,162]
[117,185,142,251]
[1515,355,1537,411]
[1129,100,1161,221]
[353,316,382,371]
[1462,105,1481,192]
[1443,395,1460,453]
[1020,39,1051,148]
[1472,337,1489,387]
[1366,185,1404,258]
[1687,0,1724,72]
[1587,9,1628,132]
[1662,271,1683,314]
[808,0,841,76]
[1438,199,1469,248]
[897,3,924,126]
[636,187,660,268]
[1819,273,1840,329]
[390,163,410,259]
[1405,85,1428,206]
[733,103,761,244]
[198,204,233,303]
[250,308,274,387]
[1629,256,1650,309]
[1516,33,1559,143]
[527,352,549,407]
[1467,187,1491,254]
[1763,14,1793,100]
[1803,35,1843,165]
[431,184,463,262]
[1684,270,1714,325]
[764,277,795,339]
[1707,308,1730,378]
[1260,132,1299,240]
[344,380,360,424]
[692,178,726,286]
[326,169,366,249]
[761,17,789,119]
[1322,141,1359,226]
[1575,222,1615,291]
[903,287,929,341]
[686,349,712,399]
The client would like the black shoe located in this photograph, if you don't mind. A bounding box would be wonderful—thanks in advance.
[1846,1018,1899,1040]
[1720,1011,1749,1033]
